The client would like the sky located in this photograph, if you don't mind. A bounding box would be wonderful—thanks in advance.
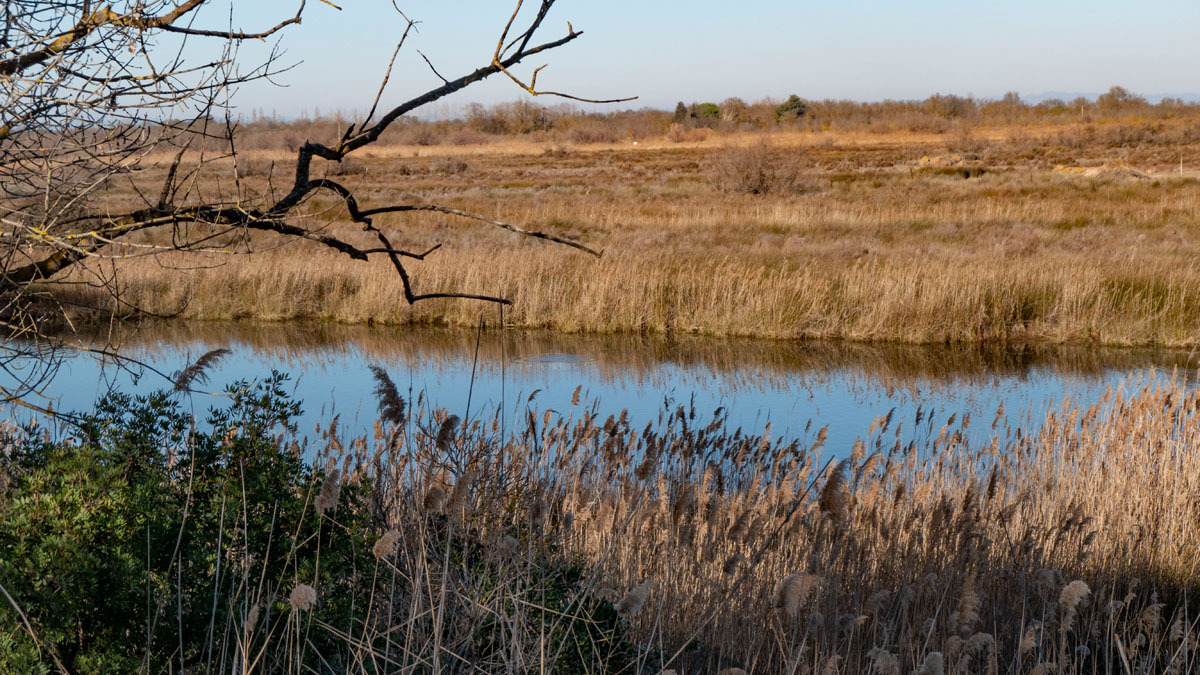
[182,1,1200,118]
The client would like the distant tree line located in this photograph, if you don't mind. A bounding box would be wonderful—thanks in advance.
[226,85,1194,152]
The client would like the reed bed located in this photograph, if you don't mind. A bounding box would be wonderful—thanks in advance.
[3,362,1200,671]
[338,370,1200,673]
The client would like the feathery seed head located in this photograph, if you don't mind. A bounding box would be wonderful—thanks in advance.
[314,469,341,516]
[436,415,459,452]
[918,652,944,675]
[617,579,652,617]
[774,572,821,618]
[373,529,401,559]
[423,485,447,513]
[369,365,406,426]
[289,584,316,612]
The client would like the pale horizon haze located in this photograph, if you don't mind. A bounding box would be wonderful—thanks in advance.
[187,1,1200,117]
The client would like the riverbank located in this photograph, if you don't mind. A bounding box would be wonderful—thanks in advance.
[65,122,1200,346]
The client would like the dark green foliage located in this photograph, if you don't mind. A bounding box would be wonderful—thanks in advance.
[673,101,688,123]
[692,102,721,119]
[0,373,372,673]
[466,540,637,672]
[776,94,808,121]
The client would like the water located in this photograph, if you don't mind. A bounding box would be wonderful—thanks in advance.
[15,321,1199,455]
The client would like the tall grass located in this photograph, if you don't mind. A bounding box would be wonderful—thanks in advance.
[5,366,1197,672]
[60,123,1200,346]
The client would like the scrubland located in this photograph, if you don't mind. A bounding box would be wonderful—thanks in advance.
[59,94,1200,347]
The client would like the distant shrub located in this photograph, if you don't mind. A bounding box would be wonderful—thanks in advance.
[776,94,808,121]
[1097,85,1147,111]
[708,141,814,195]
[900,112,952,134]
[564,125,620,144]
[667,124,710,143]
[431,157,469,174]
[673,101,688,123]
[692,102,721,119]
[445,128,488,146]
[720,97,748,123]
[328,156,367,176]
[399,124,439,146]
[923,92,977,118]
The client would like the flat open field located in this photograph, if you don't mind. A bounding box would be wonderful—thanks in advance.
[69,120,1200,346]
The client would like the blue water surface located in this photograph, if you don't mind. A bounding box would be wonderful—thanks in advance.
[17,322,1197,456]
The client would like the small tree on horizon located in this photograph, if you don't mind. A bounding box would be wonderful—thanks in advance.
[691,102,721,119]
[1097,85,1146,110]
[776,94,808,121]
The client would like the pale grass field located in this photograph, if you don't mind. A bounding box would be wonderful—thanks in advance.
[57,120,1200,346]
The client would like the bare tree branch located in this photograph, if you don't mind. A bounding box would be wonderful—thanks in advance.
[0,0,618,403]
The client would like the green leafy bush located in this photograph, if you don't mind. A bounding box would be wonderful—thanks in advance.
[776,93,808,121]
[0,371,639,673]
[0,373,371,673]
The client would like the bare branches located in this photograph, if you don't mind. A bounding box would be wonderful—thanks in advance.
[358,204,602,258]
[0,1,303,77]
[490,0,635,104]
[355,11,418,140]
[0,0,619,404]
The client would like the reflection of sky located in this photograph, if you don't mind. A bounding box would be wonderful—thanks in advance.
[22,328,1192,458]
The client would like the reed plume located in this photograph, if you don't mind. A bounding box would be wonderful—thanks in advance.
[616,580,652,617]
[773,572,820,618]
[314,469,341,515]
[422,485,447,513]
[819,459,849,521]
[917,651,944,675]
[288,584,316,612]
[1059,580,1091,634]
[495,534,518,559]
[368,365,406,425]
[172,348,231,392]
[373,529,401,559]
[435,415,459,452]
[446,470,475,520]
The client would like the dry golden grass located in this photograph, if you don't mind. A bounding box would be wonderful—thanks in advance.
[313,366,1200,672]
[59,118,1200,346]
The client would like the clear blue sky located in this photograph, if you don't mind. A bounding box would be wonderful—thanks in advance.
[189,1,1200,117]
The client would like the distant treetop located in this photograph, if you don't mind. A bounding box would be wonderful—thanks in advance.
[776,94,808,121]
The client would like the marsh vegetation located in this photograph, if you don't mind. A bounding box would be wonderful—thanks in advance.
[2,359,1199,673]
[57,96,1200,347]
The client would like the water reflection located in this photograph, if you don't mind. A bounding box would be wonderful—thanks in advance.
[24,321,1200,456]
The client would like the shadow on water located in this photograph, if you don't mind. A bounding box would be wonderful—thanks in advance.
[27,321,1200,456]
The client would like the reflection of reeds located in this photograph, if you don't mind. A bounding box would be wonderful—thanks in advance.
[291,371,1200,672]
[79,320,1197,395]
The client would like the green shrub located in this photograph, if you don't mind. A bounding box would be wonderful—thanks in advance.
[0,371,640,673]
[0,373,371,673]
[776,94,808,121]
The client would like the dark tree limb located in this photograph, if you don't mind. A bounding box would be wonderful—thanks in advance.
[6,0,612,326]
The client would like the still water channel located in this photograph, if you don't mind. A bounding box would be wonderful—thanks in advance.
[18,322,1199,455]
